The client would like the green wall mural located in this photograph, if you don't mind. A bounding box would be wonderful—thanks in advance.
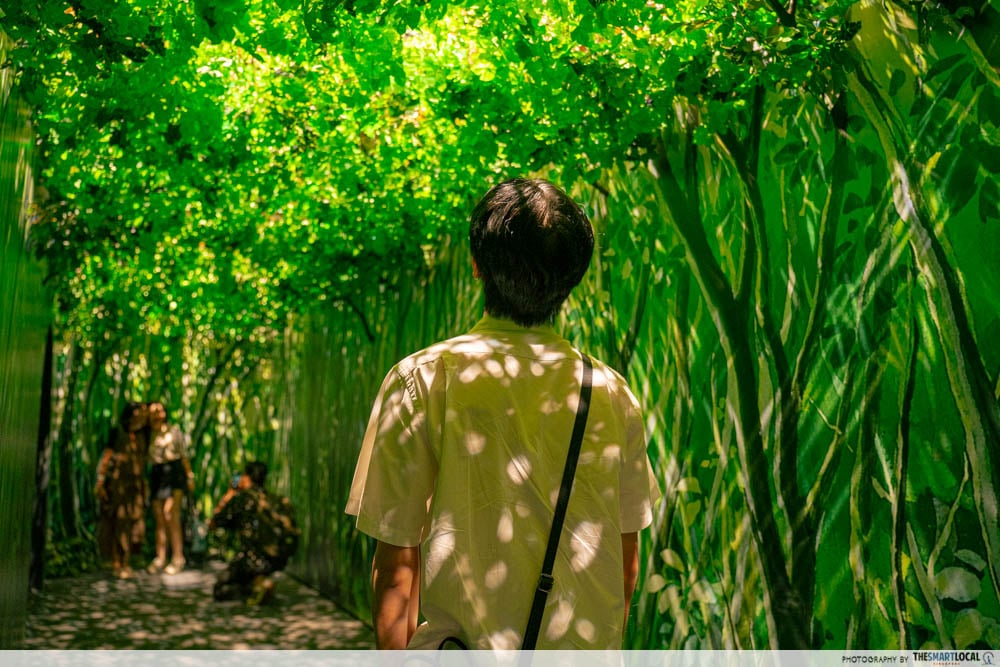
[1,0,997,650]
[0,31,48,647]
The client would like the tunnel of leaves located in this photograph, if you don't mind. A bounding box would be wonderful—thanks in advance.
[1,0,999,650]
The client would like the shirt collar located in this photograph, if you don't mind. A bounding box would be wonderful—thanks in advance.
[470,313,559,338]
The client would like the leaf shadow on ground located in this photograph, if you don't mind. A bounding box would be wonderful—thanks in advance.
[19,562,375,649]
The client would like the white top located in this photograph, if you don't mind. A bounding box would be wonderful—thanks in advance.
[148,425,188,465]
[346,315,660,649]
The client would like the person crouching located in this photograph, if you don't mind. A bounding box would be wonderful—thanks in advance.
[209,461,300,605]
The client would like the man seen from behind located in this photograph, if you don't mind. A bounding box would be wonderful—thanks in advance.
[346,178,661,649]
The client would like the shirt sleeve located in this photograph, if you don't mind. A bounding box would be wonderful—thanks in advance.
[345,362,438,547]
[617,379,661,534]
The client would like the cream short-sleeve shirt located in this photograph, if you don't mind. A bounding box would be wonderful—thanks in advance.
[346,315,660,649]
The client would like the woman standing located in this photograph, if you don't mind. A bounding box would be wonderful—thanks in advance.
[95,402,149,579]
[146,401,194,574]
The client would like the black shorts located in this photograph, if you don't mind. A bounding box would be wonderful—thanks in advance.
[150,460,187,501]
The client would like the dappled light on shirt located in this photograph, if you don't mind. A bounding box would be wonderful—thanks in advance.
[424,511,457,585]
[569,521,603,572]
[506,455,533,485]
[546,598,576,641]
[454,552,488,623]
[484,560,508,590]
[466,431,487,455]
[346,315,660,649]
[497,507,515,543]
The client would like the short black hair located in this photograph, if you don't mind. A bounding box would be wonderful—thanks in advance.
[244,461,268,487]
[469,178,594,327]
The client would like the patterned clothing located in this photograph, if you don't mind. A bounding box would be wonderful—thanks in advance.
[212,487,299,600]
[346,315,661,649]
[99,427,148,552]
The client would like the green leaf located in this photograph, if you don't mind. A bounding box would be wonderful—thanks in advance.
[955,549,988,574]
[682,500,702,528]
[934,566,981,603]
[942,148,979,214]
[978,141,1000,174]
[660,549,686,572]
[39,3,75,29]
[980,179,999,222]
[514,38,534,62]
[872,477,891,502]
[941,64,974,99]
[689,579,717,605]
[847,114,867,133]
[774,142,804,165]
[645,573,668,594]
[676,477,701,494]
[953,609,985,649]
[843,192,865,214]
[888,69,906,97]
[856,144,879,167]
[658,585,687,632]
[924,53,965,82]
[979,85,1000,129]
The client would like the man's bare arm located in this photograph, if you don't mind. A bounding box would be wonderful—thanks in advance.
[622,531,640,633]
[372,540,421,649]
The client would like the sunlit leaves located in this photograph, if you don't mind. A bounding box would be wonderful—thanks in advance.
[8,0,866,355]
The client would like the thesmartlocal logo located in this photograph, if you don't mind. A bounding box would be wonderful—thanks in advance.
[912,651,995,666]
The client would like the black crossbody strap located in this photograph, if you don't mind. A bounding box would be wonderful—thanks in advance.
[522,353,593,651]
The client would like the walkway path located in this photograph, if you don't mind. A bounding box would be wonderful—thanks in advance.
[19,561,375,649]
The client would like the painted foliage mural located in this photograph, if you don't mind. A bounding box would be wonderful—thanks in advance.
[0,29,48,647]
[1,0,998,650]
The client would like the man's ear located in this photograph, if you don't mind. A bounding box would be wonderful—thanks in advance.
[472,258,481,279]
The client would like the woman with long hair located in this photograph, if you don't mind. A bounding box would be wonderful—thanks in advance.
[94,401,149,579]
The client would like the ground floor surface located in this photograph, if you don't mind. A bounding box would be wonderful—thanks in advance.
[18,561,375,649]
